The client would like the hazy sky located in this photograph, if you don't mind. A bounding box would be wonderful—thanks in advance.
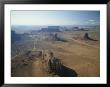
[11,11,100,26]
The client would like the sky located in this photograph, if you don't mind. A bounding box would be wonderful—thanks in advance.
[11,11,100,26]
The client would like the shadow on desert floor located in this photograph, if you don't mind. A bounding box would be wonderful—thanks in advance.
[53,65,78,77]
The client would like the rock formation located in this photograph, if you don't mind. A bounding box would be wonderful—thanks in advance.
[84,33,98,41]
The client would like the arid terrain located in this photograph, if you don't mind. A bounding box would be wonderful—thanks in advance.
[11,26,100,77]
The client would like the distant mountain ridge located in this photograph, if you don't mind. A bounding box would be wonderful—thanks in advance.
[11,25,100,34]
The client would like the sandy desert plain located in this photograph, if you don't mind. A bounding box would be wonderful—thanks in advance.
[11,26,100,77]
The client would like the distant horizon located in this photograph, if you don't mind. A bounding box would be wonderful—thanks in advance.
[11,24,100,34]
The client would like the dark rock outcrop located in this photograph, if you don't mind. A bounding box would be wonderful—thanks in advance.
[84,33,98,41]
[48,56,77,77]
